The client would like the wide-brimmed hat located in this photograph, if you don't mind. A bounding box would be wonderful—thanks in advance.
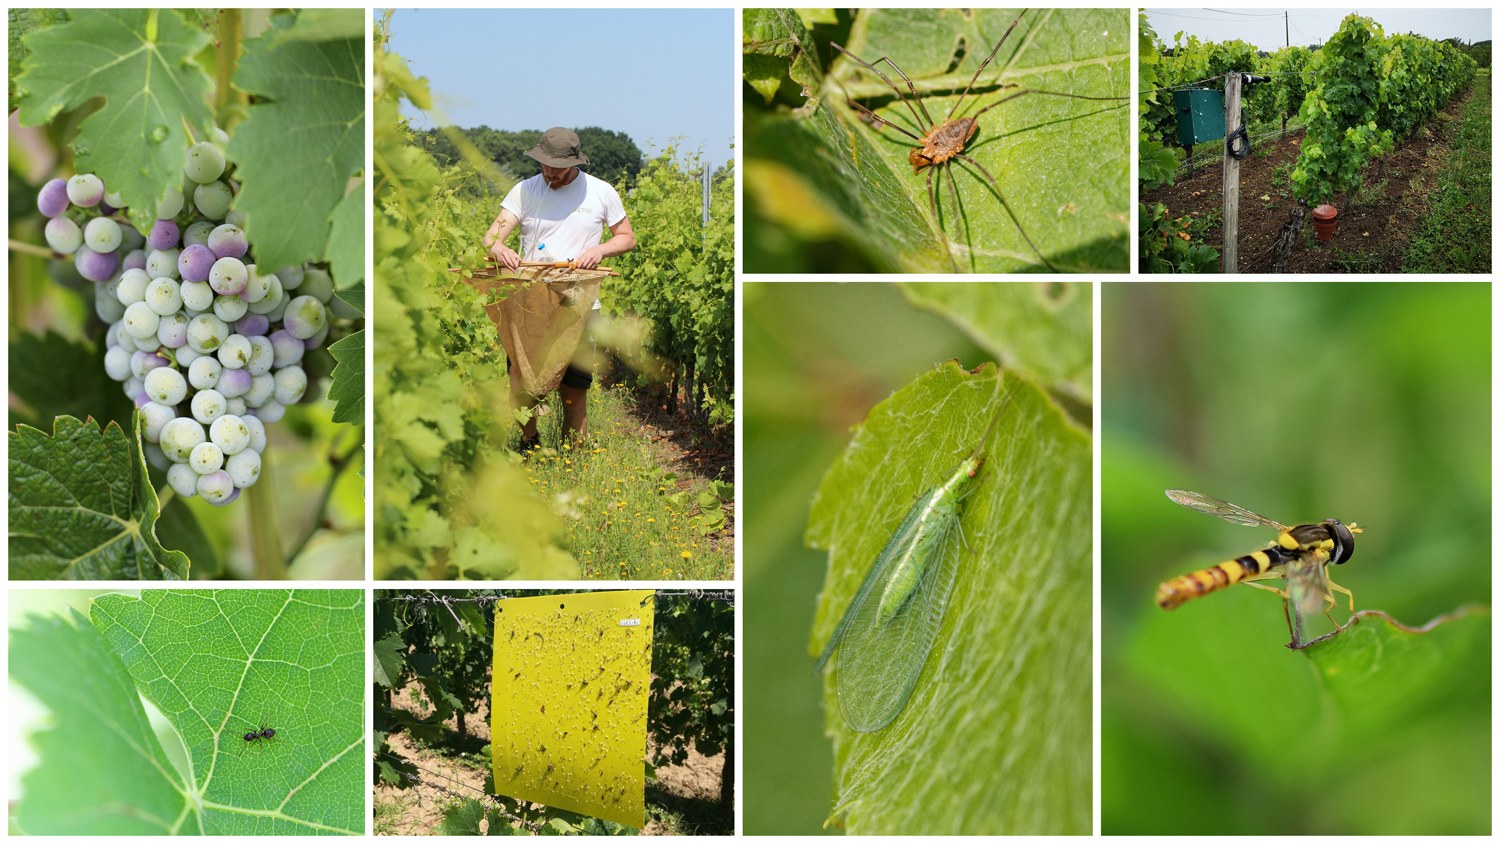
[524,127,590,168]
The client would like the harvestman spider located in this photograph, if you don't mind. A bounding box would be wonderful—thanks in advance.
[833,9,1127,272]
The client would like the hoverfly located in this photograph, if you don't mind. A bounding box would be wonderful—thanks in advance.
[1156,489,1362,645]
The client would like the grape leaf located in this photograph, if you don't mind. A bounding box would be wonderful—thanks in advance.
[8,330,132,433]
[8,8,69,112]
[9,414,189,580]
[13,9,214,227]
[327,329,365,425]
[807,363,1091,833]
[1302,608,1490,741]
[86,590,365,835]
[154,493,222,576]
[746,7,1129,273]
[898,281,1093,402]
[326,184,366,288]
[742,8,822,107]
[335,281,365,316]
[230,11,364,273]
[12,606,187,835]
[269,8,366,44]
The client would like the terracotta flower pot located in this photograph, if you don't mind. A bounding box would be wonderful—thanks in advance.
[1312,204,1338,240]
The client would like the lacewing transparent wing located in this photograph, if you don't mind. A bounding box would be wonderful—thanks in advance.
[813,486,966,733]
[815,391,1009,732]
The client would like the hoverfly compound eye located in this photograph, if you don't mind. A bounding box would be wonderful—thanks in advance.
[1325,519,1355,564]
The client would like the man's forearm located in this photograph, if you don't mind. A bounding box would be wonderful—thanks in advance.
[601,233,636,257]
[485,221,517,253]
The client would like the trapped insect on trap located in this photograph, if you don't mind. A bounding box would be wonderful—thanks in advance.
[490,590,655,828]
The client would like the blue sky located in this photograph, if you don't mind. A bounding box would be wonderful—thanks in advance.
[386,9,735,170]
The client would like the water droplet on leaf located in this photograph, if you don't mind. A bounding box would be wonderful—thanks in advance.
[150,126,169,143]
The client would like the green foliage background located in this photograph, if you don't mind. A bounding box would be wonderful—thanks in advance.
[743,282,1091,834]
[10,589,364,835]
[1102,282,1491,834]
[744,8,1128,274]
[415,126,646,188]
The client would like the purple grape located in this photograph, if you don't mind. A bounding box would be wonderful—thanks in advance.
[209,486,242,507]
[235,314,270,336]
[37,179,70,217]
[134,390,151,408]
[218,367,252,398]
[207,224,248,259]
[66,174,105,207]
[74,246,119,282]
[269,329,305,368]
[45,217,83,254]
[100,200,118,215]
[122,249,149,272]
[148,219,181,251]
[178,244,216,283]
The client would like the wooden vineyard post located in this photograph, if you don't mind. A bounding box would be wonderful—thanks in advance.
[1221,72,1242,274]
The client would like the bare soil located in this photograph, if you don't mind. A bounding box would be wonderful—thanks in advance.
[375,681,728,836]
[1142,81,1478,273]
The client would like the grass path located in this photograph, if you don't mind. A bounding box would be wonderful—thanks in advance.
[1403,71,1491,273]
[518,383,734,581]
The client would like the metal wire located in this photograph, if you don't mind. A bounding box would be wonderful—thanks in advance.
[388,589,734,609]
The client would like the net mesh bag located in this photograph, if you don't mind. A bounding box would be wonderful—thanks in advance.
[459,262,617,398]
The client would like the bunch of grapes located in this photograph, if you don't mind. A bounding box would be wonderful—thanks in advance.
[36,133,358,507]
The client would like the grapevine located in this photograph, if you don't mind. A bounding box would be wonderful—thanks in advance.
[604,148,734,421]
[9,9,365,578]
[1292,15,1476,206]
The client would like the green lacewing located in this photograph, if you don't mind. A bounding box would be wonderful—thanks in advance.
[814,386,1013,732]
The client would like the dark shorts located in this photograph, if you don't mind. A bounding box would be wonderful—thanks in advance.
[561,364,592,389]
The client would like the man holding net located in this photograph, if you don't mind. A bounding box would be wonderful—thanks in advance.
[484,127,637,451]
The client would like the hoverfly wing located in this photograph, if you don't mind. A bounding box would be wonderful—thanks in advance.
[1284,551,1332,619]
[1165,489,1290,530]
[835,500,962,733]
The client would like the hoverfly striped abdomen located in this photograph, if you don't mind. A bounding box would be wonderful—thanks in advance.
[1155,545,1289,610]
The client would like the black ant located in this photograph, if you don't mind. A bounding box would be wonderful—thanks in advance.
[240,716,279,752]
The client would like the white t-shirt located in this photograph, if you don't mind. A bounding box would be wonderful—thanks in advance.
[500,170,626,264]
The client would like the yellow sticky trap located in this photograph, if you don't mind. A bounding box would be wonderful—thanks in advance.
[491,590,655,829]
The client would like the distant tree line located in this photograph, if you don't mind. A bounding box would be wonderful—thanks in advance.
[414,126,645,187]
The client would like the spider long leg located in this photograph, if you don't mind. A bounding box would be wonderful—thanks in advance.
[943,159,964,243]
[971,87,1130,121]
[831,43,935,132]
[948,10,1028,121]
[845,98,924,143]
[926,168,958,272]
[954,153,1057,272]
